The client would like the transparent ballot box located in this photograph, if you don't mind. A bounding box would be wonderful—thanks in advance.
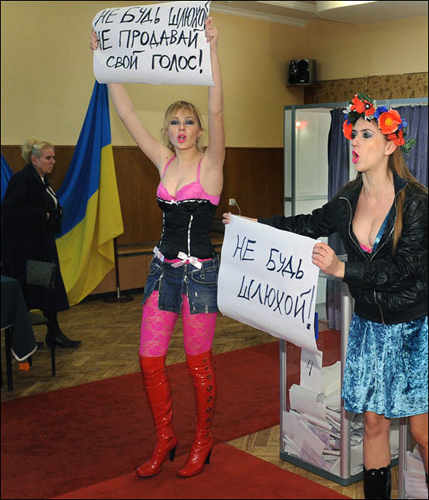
[279,269,401,486]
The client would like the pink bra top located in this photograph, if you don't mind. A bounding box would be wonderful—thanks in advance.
[157,157,220,206]
[360,243,373,253]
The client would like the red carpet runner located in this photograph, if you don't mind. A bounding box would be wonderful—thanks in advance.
[1,332,342,499]
[55,443,350,499]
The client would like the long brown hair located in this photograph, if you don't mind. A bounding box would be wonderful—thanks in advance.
[388,148,427,252]
[350,147,427,253]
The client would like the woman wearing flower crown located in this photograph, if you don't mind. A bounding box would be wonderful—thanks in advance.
[223,93,428,499]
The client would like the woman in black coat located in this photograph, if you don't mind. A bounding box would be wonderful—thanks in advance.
[1,138,81,348]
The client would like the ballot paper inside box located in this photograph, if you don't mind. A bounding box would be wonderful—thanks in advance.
[282,350,399,476]
[404,445,428,499]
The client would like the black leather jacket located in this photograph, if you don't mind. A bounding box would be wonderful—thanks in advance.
[259,173,428,324]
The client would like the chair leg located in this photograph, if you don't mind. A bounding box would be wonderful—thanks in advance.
[51,344,56,376]
[26,343,55,377]
[5,326,14,391]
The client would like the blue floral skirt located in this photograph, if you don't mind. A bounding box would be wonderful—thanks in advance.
[342,314,428,418]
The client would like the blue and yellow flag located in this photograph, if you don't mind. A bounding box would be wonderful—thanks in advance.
[56,81,123,305]
[1,152,13,202]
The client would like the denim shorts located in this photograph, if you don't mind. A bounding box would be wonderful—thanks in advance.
[142,256,220,314]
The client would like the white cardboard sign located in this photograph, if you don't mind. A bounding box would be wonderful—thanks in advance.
[218,215,320,354]
[92,1,214,86]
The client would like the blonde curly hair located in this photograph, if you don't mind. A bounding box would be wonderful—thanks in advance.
[21,138,54,164]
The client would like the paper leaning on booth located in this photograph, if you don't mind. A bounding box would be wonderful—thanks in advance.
[404,447,428,499]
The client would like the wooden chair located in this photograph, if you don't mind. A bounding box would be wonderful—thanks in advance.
[25,260,58,377]
[1,310,55,392]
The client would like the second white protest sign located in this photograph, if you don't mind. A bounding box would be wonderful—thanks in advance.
[218,215,321,354]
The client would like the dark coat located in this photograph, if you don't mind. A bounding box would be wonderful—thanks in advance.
[259,173,428,324]
[1,164,69,314]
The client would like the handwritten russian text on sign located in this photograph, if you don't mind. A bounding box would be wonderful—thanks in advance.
[218,215,320,354]
[92,1,213,85]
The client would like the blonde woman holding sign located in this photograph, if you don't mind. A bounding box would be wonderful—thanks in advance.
[91,17,224,478]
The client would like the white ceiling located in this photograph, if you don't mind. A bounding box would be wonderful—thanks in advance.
[211,1,429,26]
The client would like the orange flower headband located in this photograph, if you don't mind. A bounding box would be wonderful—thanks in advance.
[343,93,416,152]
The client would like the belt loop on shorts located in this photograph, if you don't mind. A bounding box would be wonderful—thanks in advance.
[153,246,165,262]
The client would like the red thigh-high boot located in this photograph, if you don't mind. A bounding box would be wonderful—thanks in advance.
[177,350,216,478]
[136,355,178,478]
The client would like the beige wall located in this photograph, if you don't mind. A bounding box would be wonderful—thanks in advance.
[1,1,428,148]
[305,15,428,80]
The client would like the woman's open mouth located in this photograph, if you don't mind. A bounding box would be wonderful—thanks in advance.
[352,151,360,164]
[177,135,186,144]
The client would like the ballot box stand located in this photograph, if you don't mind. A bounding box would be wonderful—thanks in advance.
[398,420,409,499]
[279,279,363,485]
[279,274,404,487]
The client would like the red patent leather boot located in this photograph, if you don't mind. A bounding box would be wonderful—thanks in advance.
[136,355,178,478]
[177,350,216,478]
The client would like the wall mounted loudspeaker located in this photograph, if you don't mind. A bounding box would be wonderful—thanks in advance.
[288,59,316,85]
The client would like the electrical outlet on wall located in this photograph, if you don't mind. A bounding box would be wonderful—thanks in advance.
[228,198,241,215]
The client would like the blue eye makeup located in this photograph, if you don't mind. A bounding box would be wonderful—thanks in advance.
[351,130,373,139]
[169,117,196,126]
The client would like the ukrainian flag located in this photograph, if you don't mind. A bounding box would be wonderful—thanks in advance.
[1,152,13,202]
[56,81,124,305]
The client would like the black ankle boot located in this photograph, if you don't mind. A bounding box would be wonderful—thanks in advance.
[364,464,392,499]
[46,330,82,348]
[46,315,81,348]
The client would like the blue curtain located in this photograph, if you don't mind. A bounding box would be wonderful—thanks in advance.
[326,109,350,330]
[395,105,428,187]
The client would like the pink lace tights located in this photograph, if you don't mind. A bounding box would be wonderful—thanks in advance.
[139,291,217,357]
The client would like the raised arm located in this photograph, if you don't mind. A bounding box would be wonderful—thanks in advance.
[107,83,170,170]
[203,18,225,181]
[90,31,171,171]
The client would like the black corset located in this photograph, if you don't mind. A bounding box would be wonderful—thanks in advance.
[156,198,218,260]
